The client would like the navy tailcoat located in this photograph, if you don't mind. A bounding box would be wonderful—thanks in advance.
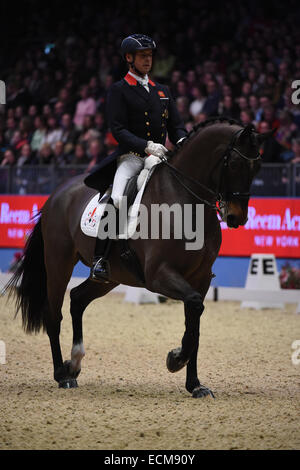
[84,73,187,193]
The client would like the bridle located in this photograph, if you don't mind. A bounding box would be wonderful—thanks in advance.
[160,127,261,215]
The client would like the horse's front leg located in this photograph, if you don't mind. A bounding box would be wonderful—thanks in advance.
[150,267,214,398]
[167,292,214,398]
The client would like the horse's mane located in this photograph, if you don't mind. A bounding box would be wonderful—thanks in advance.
[167,115,244,158]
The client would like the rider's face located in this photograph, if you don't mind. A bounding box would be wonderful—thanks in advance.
[127,49,153,75]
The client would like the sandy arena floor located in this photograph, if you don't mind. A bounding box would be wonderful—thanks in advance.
[0,291,299,450]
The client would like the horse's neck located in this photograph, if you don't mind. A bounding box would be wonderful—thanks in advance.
[172,128,225,190]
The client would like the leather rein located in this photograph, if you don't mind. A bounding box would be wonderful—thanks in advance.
[160,128,261,215]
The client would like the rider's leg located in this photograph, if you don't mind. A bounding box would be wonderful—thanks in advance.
[90,153,145,282]
[111,153,145,209]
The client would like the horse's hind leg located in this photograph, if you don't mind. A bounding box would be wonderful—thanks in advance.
[68,279,118,381]
[43,245,77,388]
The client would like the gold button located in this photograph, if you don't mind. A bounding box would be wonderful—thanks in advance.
[146,121,150,125]
[162,123,165,127]
[147,132,151,136]
[161,133,164,137]
[145,112,148,116]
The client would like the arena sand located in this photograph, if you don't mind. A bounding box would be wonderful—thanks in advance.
[0,291,299,450]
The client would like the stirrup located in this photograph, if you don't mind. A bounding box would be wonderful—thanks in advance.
[90,257,110,283]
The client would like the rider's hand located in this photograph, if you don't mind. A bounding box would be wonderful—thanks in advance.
[145,141,168,158]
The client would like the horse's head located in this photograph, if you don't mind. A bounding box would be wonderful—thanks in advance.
[218,123,273,228]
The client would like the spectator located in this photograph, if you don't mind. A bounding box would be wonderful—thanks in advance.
[11,130,28,154]
[94,112,106,134]
[240,109,255,126]
[38,143,55,165]
[28,105,38,119]
[189,86,206,118]
[218,95,240,120]
[30,116,47,153]
[16,143,36,166]
[1,149,16,166]
[73,85,96,129]
[259,121,283,163]
[276,109,298,150]
[57,87,75,115]
[86,138,106,172]
[41,116,63,150]
[54,141,69,167]
[54,101,65,123]
[290,138,300,164]
[176,97,191,123]
[194,112,208,124]
[249,95,261,123]
[202,80,221,116]
[152,44,175,81]
[237,96,249,113]
[70,142,90,166]
[60,113,78,147]
[4,117,16,145]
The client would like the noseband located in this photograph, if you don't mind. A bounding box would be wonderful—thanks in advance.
[161,127,261,212]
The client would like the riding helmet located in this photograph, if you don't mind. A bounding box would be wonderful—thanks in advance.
[121,34,156,59]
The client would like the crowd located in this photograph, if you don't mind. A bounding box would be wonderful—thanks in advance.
[1,0,300,183]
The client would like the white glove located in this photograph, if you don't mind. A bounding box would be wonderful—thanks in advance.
[145,141,168,158]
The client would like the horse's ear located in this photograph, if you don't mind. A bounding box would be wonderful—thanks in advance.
[238,124,253,143]
[255,128,277,146]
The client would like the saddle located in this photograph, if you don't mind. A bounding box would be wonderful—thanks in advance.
[81,159,160,284]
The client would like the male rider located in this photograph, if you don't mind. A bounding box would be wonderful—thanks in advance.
[85,34,187,281]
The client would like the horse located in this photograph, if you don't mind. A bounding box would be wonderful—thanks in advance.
[5,118,268,398]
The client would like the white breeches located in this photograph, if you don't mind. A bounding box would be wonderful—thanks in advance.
[111,153,160,209]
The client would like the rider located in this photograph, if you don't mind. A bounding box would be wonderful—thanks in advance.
[87,34,187,281]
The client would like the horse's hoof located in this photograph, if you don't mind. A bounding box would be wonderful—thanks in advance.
[58,378,78,389]
[192,385,215,399]
[166,347,189,373]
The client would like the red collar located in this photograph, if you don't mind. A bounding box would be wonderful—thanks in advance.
[124,73,156,87]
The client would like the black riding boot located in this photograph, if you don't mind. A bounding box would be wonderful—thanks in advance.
[89,196,118,283]
[90,237,113,283]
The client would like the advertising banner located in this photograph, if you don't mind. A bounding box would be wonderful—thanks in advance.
[219,198,300,258]
[0,195,48,248]
[0,196,299,258]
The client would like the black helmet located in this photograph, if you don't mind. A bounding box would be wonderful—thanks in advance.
[121,34,156,59]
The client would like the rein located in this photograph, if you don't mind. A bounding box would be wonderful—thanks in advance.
[161,127,261,213]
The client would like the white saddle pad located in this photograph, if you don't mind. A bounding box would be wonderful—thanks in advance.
[80,187,112,238]
[80,161,159,239]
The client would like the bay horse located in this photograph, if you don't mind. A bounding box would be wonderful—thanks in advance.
[6,118,267,398]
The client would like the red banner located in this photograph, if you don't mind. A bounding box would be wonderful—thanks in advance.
[0,195,299,257]
[219,198,300,258]
[0,195,48,247]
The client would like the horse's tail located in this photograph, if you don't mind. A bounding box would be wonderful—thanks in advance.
[4,213,48,334]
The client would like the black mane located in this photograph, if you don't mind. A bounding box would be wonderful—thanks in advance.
[167,116,244,158]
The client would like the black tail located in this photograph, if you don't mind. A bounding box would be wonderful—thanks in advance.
[4,214,48,334]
